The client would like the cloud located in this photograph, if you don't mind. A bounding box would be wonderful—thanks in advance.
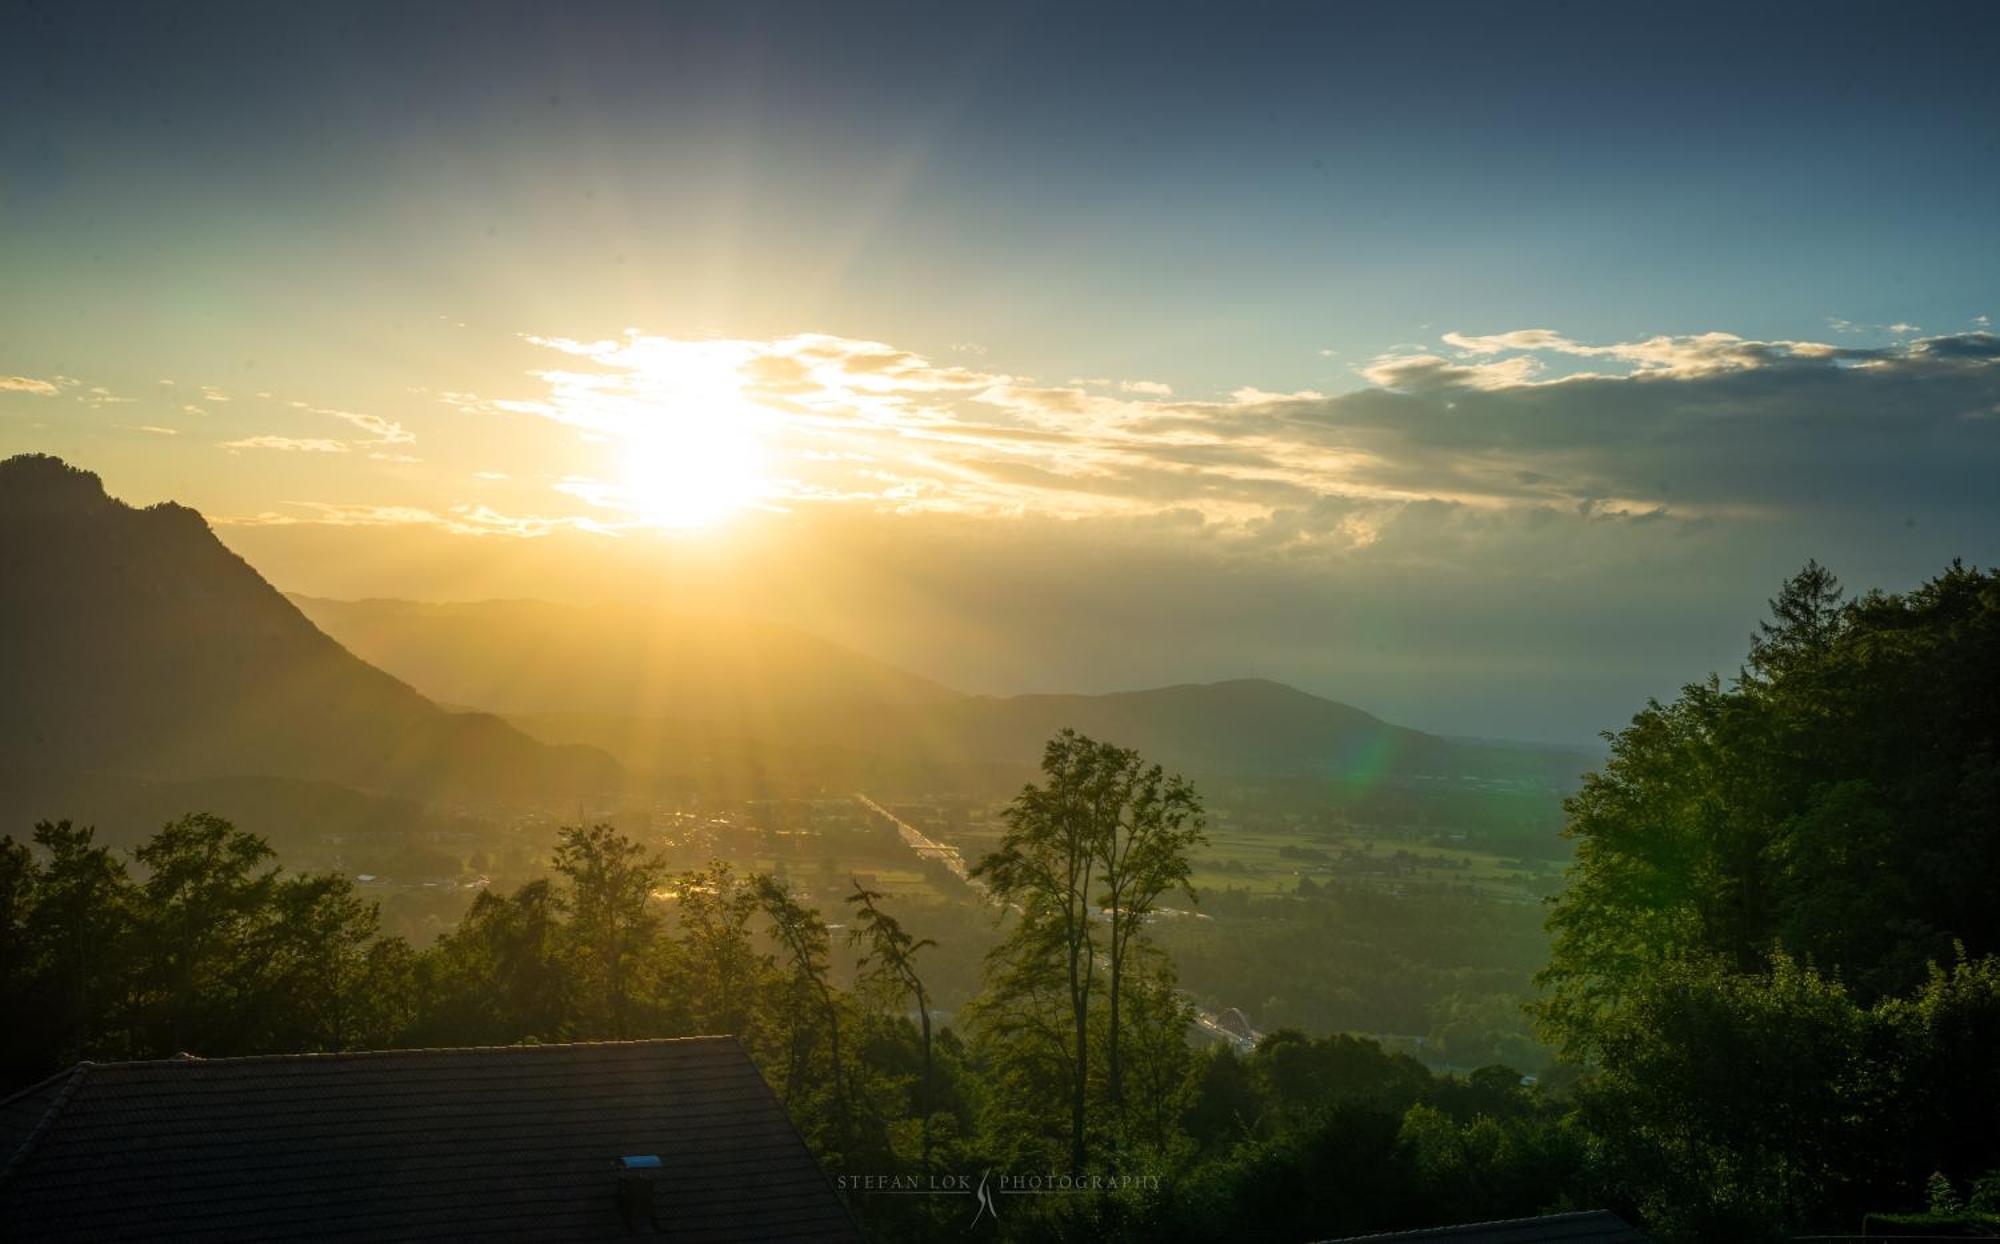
[219,436,349,453]
[178,322,1999,747]
[319,407,415,445]
[408,326,1991,552]
[1433,328,1854,377]
[127,425,180,436]
[217,500,614,537]
[1,376,61,396]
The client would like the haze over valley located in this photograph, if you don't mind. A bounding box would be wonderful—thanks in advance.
[6,5,1999,1239]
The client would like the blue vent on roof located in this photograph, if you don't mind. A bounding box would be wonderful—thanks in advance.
[621,1155,662,1169]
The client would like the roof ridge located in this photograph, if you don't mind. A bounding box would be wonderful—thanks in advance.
[70,1035,739,1073]
[1323,1209,1629,1241]
[0,1064,84,1115]
[0,1062,92,1192]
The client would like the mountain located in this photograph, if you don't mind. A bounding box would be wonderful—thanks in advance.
[0,455,618,804]
[288,596,959,727]
[928,679,1573,783]
[296,591,1582,795]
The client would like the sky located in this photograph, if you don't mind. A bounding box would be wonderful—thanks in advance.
[3,0,1998,743]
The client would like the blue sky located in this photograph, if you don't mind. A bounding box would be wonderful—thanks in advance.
[3,0,1998,740]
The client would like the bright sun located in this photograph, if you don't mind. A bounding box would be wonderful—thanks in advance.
[611,343,769,528]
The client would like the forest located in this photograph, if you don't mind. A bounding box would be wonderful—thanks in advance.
[5,562,2000,1241]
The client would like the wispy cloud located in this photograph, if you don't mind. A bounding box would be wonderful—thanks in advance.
[1,376,61,396]
[216,500,614,537]
[263,324,2000,562]
[219,436,350,453]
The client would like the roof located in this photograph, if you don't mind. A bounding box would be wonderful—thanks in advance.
[1324,1210,1649,1242]
[0,1037,858,1242]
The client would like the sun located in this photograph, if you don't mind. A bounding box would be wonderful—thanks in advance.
[618,415,766,529]
[609,342,770,529]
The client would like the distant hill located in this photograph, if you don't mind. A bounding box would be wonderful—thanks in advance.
[0,455,618,805]
[297,591,1582,796]
[289,596,959,728]
[928,679,1570,783]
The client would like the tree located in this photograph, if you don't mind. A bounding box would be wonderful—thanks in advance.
[973,729,1114,1174]
[847,880,937,1167]
[673,861,764,1039]
[1094,751,1204,1117]
[552,823,665,1037]
[1536,561,2000,1237]
[972,729,1207,1172]
[1747,558,1844,679]
[254,872,397,1052]
[133,813,280,1055]
[1540,561,2000,1060]
[6,821,137,1075]
[417,880,568,1044]
[751,873,851,1147]
[1577,953,1875,1239]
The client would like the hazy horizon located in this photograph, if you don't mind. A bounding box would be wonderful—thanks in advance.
[6,1,1998,744]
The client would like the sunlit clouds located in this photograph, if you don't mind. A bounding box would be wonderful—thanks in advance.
[402,324,2000,548]
[138,319,1994,740]
[220,435,349,454]
[11,323,1996,560]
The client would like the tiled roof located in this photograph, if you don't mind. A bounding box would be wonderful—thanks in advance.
[0,1037,858,1242]
[1324,1210,1649,1242]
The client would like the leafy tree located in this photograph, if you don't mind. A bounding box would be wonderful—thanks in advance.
[1537,561,2000,1237]
[4,821,137,1075]
[1540,561,2000,1060]
[552,823,666,1037]
[134,813,281,1055]
[971,729,1206,1173]
[1093,750,1204,1119]
[751,872,852,1147]
[973,728,1112,1174]
[1577,953,1874,1239]
[672,860,765,1039]
[1747,557,1845,677]
[415,880,568,1043]
[254,872,397,1051]
[847,880,938,1168]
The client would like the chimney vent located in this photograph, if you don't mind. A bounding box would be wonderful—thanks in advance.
[616,1156,660,1232]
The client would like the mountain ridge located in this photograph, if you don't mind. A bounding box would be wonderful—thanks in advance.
[297,593,1584,791]
[0,454,619,805]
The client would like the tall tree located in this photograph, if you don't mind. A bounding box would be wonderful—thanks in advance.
[254,872,393,1052]
[552,823,665,1037]
[9,821,137,1072]
[134,813,280,1055]
[1094,752,1204,1117]
[417,880,568,1043]
[673,861,764,1039]
[1535,560,2000,1236]
[973,729,1115,1175]
[1539,561,2000,1061]
[1747,558,1844,679]
[847,880,937,1168]
[751,873,851,1144]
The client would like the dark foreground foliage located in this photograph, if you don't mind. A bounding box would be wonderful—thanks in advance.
[7,561,2000,1240]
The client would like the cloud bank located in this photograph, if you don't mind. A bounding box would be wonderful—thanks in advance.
[422,325,1999,565]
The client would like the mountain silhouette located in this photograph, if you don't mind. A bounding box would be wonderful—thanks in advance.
[0,455,618,804]
[289,595,959,725]
[298,591,1582,793]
